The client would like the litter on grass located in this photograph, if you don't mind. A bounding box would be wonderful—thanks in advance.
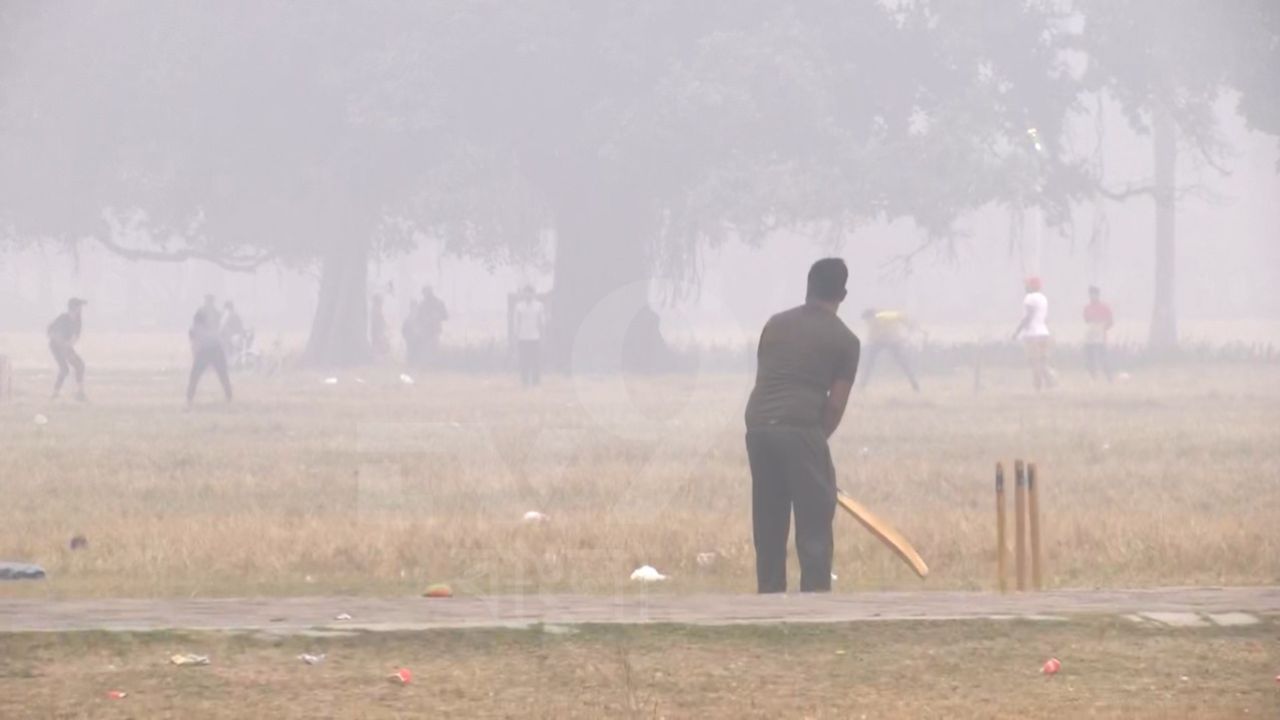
[630,565,667,582]
[170,654,210,667]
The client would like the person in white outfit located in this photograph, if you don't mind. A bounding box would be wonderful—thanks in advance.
[511,285,547,387]
[1012,276,1055,391]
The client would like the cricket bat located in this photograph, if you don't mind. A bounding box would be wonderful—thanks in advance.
[836,489,929,578]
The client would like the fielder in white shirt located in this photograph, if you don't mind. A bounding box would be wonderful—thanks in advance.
[512,285,547,386]
[1011,276,1056,391]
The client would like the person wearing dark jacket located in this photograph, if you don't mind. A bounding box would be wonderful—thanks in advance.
[48,298,88,401]
[186,295,233,405]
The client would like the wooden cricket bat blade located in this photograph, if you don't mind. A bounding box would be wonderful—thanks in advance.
[836,490,929,578]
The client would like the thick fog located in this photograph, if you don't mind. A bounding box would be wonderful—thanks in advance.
[1,2,1276,366]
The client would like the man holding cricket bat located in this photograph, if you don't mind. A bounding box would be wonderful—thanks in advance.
[745,258,861,593]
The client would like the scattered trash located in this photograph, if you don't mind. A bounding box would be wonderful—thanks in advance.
[33,414,48,426]
[170,654,210,667]
[106,690,128,700]
[834,650,846,656]
[630,565,667,582]
[541,624,578,636]
[424,583,453,598]
[334,613,353,621]
[69,535,88,551]
[298,653,326,665]
[1041,658,1061,676]
[389,668,413,685]
[0,562,47,581]
[831,573,839,581]
[522,511,549,523]
[695,552,717,568]
[323,377,338,385]
[399,374,415,385]
[1180,675,1189,682]
[355,378,367,385]
[304,574,315,584]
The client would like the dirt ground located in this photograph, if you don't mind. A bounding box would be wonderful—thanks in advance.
[2,617,1277,719]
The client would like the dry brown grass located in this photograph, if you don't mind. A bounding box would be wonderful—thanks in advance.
[1,618,1276,718]
[1,355,1278,599]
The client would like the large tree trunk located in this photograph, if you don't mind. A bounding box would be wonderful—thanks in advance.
[547,188,668,373]
[304,237,371,367]
[1149,107,1178,354]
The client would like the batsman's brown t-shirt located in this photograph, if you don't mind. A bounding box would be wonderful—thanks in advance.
[745,303,861,429]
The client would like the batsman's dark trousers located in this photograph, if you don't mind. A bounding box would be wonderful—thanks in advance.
[49,341,84,394]
[745,425,837,593]
[187,345,233,402]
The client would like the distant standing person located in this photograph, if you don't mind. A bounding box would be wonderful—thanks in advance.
[187,295,232,405]
[511,285,547,386]
[220,301,249,367]
[1012,276,1055,390]
[416,286,447,362]
[402,298,421,367]
[1082,285,1115,382]
[860,308,922,392]
[744,258,861,594]
[48,298,88,401]
[370,294,391,361]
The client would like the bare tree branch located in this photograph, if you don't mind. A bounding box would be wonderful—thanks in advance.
[1188,129,1232,177]
[91,235,273,273]
[880,234,950,278]
[1096,184,1158,201]
[1096,182,1211,203]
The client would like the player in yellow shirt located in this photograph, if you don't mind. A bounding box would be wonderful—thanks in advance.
[860,309,922,392]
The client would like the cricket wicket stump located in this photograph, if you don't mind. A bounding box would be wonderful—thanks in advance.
[1028,462,1042,591]
[997,459,1043,593]
[1014,460,1027,591]
[995,463,1008,592]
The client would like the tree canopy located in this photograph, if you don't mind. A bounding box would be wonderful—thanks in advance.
[1,1,1273,363]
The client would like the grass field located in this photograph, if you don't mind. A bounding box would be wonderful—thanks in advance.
[2,617,1277,718]
[1,356,1279,599]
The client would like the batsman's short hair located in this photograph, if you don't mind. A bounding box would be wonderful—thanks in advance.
[806,258,848,303]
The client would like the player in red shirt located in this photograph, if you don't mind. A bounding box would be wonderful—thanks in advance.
[1082,285,1114,382]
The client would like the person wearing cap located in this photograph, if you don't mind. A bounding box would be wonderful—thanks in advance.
[1082,285,1115,382]
[47,298,88,401]
[1012,276,1056,390]
[860,308,923,391]
[744,258,861,593]
[510,285,547,387]
[187,294,233,405]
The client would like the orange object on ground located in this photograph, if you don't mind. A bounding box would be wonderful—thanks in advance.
[424,583,453,598]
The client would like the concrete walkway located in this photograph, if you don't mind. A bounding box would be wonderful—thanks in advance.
[2,586,1277,634]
